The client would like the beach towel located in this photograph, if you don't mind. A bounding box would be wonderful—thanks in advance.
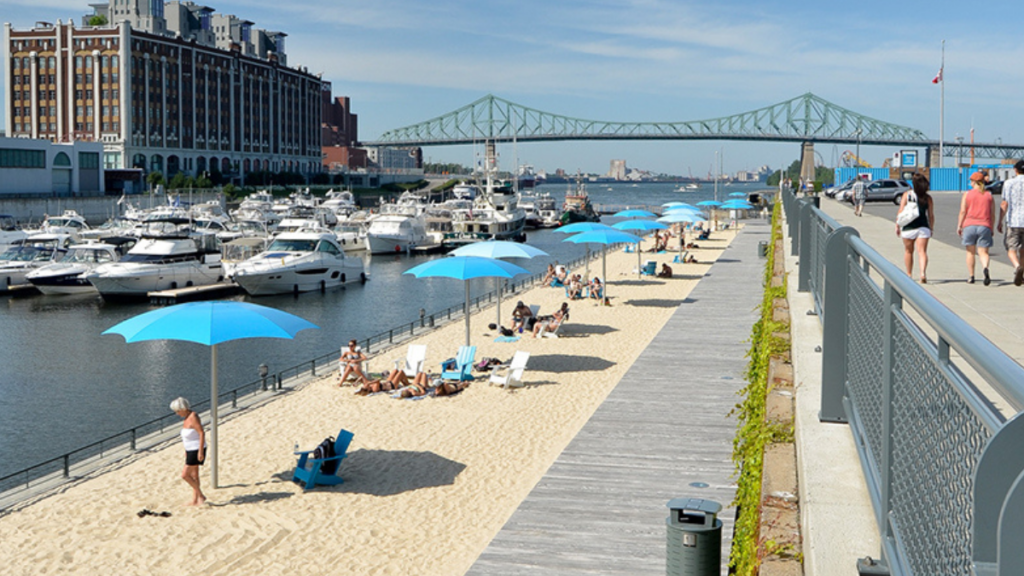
[494,336,521,343]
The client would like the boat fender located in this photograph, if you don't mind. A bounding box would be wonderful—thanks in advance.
[394,245,400,252]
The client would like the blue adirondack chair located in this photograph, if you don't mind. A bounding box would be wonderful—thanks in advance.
[292,429,354,490]
[441,345,476,381]
[640,261,657,276]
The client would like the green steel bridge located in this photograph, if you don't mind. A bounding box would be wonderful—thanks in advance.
[363,93,1021,160]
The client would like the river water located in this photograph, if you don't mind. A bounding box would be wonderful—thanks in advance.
[0,181,769,478]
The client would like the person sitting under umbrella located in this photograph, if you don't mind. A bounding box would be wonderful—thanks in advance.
[657,263,673,278]
[555,265,568,285]
[511,301,533,333]
[568,274,585,300]
[541,264,556,286]
[533,303,569,338]
[338,339,370,386]
[588,277,603,300]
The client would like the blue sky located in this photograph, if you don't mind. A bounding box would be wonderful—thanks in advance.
[3,0,1023,176]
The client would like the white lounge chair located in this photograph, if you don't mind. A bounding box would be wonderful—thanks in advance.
[489,351,530,388]
[393,344,427,378]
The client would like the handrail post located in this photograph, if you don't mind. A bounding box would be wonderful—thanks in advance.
[130,429,137,451]
[879,280,900,543]
[63,455,69,478]
[820,226,859,423]
[797,197,820,291]
[973,413,1024,571]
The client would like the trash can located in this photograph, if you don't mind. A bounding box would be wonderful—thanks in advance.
[666,497,722,576]
[758,240,769,259]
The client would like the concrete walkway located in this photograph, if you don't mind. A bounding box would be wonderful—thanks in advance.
[466,220,769,575]
[794,194,1024,575]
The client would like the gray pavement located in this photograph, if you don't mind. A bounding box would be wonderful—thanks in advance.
[796,192,1024,576]
[466,220,769,576]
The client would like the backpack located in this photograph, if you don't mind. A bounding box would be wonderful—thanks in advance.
[311,436,338,475]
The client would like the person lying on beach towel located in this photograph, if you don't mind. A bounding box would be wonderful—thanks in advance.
[435,381,469,397]
[355,368,428,396]
[396,381,430,398]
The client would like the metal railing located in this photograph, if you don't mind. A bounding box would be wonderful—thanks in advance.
[0,246,607,507]
[782,185,1024,575]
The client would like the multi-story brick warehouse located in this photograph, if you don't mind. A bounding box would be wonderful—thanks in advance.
[3,1,325,183]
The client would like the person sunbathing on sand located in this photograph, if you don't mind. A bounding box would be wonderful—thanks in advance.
[435,381,468,396]
[533,302,569,337]
[355,368,428,395]
[541,264,556,285]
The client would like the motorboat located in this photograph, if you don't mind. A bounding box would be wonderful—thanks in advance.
[85,219,224,298]
[216,219,274,243]
[451,183,479,201]
[444,142,527,246]
[230,231,366,296]
[230,191,282,227]
[0,233,72,288]
[520,191,559,229]
[323,189,359,221]
[0,214,28,251]
[26,237,136,295]
[29,210,91,241]
[220,236,270,277]
[332,222,367,253]
[364,192,429,254]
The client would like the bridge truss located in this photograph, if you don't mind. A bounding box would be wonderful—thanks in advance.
[365,93,1021,159]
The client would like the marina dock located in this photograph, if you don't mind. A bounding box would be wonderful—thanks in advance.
[148,281,242,305]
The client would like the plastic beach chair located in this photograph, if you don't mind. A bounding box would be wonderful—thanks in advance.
[641,261,657,276]
[441,345,476,381]
[292,429,354,490]
[393,344,427,378]
[489,351,530,389]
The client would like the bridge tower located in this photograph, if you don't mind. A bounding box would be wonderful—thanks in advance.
[800,142,816,187]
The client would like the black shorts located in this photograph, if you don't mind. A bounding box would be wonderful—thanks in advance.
[185,447,206,466]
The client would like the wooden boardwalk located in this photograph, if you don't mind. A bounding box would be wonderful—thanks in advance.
[466,220,770,575]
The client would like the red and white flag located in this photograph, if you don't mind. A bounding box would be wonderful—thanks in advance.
[932,68,943,84]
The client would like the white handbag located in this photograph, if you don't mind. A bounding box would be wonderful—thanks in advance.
[896,192,919,227]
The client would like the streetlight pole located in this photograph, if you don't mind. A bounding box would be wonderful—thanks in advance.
[854,129,863,172]
[956,135,964,191]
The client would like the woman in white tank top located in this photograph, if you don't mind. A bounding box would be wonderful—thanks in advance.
[170,397,206,506]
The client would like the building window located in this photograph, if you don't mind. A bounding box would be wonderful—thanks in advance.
[0,148,46,169]
[76,56,83,70]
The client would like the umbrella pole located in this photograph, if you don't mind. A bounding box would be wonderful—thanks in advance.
[602,250,608,304]
[637,237,642,279]
[584,245,590,283]
[210,344,219,489]
[496,278,501,330]
[464,281,471,347]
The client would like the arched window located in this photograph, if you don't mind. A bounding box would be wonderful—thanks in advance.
[53,152,72,167]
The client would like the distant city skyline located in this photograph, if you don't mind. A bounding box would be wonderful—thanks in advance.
[3,0,1023,175]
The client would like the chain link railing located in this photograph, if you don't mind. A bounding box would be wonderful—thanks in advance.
[782,185,1024,575]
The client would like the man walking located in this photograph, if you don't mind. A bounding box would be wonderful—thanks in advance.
[852,175,868,216]
[998,160,1024,285]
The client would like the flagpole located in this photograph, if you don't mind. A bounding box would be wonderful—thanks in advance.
[939,40,945,168]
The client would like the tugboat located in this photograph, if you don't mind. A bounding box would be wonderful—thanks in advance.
[558,174,600,225]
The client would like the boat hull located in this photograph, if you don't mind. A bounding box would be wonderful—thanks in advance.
[365,234,425,254]
[27,270,97,295]
[86,261,223,298]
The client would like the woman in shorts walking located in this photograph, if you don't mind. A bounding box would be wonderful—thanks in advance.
[957,171,995,285]
[896,173,936,283]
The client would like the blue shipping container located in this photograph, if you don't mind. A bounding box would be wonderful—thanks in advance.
[929,168,970,192]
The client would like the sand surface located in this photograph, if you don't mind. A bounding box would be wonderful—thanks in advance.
[0,228,738,576]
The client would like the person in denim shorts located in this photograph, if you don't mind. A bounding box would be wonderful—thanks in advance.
[999,161,1024,285]
[957,171,995,285]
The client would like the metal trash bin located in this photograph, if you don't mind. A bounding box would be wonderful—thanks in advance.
[758,240,769,259]
[666,498,722,576]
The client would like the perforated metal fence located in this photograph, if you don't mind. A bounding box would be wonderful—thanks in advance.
[782,186,1024,575]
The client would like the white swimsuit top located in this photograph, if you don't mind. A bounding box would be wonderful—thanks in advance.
[181,427,201,451]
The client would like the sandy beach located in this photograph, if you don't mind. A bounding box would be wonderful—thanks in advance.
[0,227,739,576]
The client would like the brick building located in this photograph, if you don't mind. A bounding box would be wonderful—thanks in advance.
[3,0,324,184]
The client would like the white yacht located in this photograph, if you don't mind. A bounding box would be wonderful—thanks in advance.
[332,222,367,253]
[85,220,224,298]
[520,191,559,229]
[29,210,91,242]
[0,233,72,288]
[230,191,282,227]
[323,189,359,221]
[445,142,527,246]
[364,193,429,254]
[231,231,366,296]
[0,214,28,251]
[26,238,136,295]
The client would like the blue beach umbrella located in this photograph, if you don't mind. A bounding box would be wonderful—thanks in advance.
[721,201,754,210]
[451,241,549,327]
[404,256,530,346]
[613,220,669,277]
[696,200,723,208]
[555,222,614,234]
[659,212,708,256]
[612,209,657,219]
[103,301,320,488]
[563,229,642,302]
[728,192,747,198]
[662,201,696,208]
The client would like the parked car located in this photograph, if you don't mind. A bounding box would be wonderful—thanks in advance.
[826,178,856,199]
[846,179,912,204]
[986,180,1004,195]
